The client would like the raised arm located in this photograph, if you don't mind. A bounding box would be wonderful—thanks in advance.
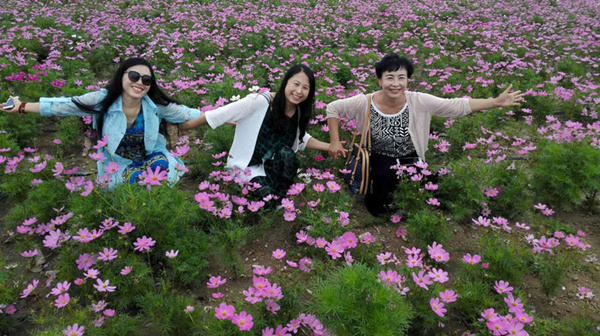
[1,91,103,117]
[468,84,525,112]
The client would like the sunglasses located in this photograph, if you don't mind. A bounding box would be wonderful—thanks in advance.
[125,71,153,86]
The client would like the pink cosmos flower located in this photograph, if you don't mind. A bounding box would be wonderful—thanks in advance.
[92,300,107,312]
[487,319,509,335]
[212,292,223,299]
[439,289,457,303]
[505,322,528,336]
[20,249,38,258]
[98,248,118,262]
[396,226,407,238]
[390,213,402,223]
[283,211,296,221]
[232,311,254,331]
[462,253,482,265]
[412,270,433,290]
[139,166,168,186]
[84,269,99,279]
[75,253,96,271]
[315,237,328,248]
[93,278,116,292]
[133,236,156,252]
[184,305,195,313]
[325,241,344,259]
[272,249,286,260]
[360,232,376,244]
[504,293,524,314]
[243,287,262,304]
[428,268,449,283]
[427,198,441,206]
[428,242,450,262]
[63,323,85,336]
[50,281,71,296]
[20,279,39,298]
[494,280,513,294]
[55,293,70,308]
[312,183,325,192]
[93,135,109,149]
[299,257,313,272]
[215,302,235,320]
[472,216,491,227]
[207,276,227,289]
[165,250,179,259]
[253,265,273,276]
[430,298,447,317]
[339,232,358,249]
[406,254,423,268]
[379,270,400,285]
[253,277,270,294]
[266,299,280,314]
[479,308,498,322]
[103,309,115,317]
[325,181,341,193]
[120,266,132,275]
[576,287,594,300]
[104,161,120,175]
[117,222,135,234]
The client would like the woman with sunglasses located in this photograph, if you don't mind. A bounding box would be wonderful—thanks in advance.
[182,64,345,198]
[1,57,202,188]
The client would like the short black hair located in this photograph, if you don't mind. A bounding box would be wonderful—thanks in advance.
[375,54,414,79]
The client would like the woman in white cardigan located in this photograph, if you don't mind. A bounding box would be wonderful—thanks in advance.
[185,64,345,198]
[326,54,525,216]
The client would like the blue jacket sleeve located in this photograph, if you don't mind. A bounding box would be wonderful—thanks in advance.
[157,103,201,123]
[39,91,105,117]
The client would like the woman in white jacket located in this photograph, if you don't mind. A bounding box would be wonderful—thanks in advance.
[186,64,345,198]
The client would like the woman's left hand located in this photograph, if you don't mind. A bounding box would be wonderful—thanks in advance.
[495,84,526,107]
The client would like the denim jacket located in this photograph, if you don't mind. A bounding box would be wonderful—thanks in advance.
[39,90,200,188]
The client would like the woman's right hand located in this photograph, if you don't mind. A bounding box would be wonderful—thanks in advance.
[0,96,21,113]
[328,140,347,159]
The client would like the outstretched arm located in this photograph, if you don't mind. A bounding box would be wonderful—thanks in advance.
[0,97,40,114]
[305,136,347,157]
[469,84,525,112]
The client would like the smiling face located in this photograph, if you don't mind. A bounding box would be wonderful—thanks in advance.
[121,65,152,101]
[378,67,408,100]
[284,71,310,108]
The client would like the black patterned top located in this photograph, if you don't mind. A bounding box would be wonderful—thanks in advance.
[248,106,298,167]
[115,107,146,163]
[370,102,416,158]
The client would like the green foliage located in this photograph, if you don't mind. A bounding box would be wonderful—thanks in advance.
[68,184,211,285]
[479,233,532,284]
[530,140,600,210]
[309,263,413,336]
[136,290,196,335]
[531,251,572,297]
[452,271,500,321]
[405,209,452,249]
[3,179,71,223]
[436,159,485,221]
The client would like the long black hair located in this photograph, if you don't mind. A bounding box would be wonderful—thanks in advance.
[265,64,315,144]
[73,57,178,135]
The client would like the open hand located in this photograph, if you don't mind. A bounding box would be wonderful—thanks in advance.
[495,84,526,107]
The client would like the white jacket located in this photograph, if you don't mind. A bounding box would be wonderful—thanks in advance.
[204,93,312,181]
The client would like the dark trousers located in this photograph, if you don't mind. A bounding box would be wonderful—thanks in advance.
[364,152,419,217]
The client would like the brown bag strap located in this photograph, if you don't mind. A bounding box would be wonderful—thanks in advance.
[346,94,372,165]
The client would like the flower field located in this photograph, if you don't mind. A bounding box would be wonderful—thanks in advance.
[1,0,599,335]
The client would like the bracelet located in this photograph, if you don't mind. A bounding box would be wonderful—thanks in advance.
[18,102,27,114]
